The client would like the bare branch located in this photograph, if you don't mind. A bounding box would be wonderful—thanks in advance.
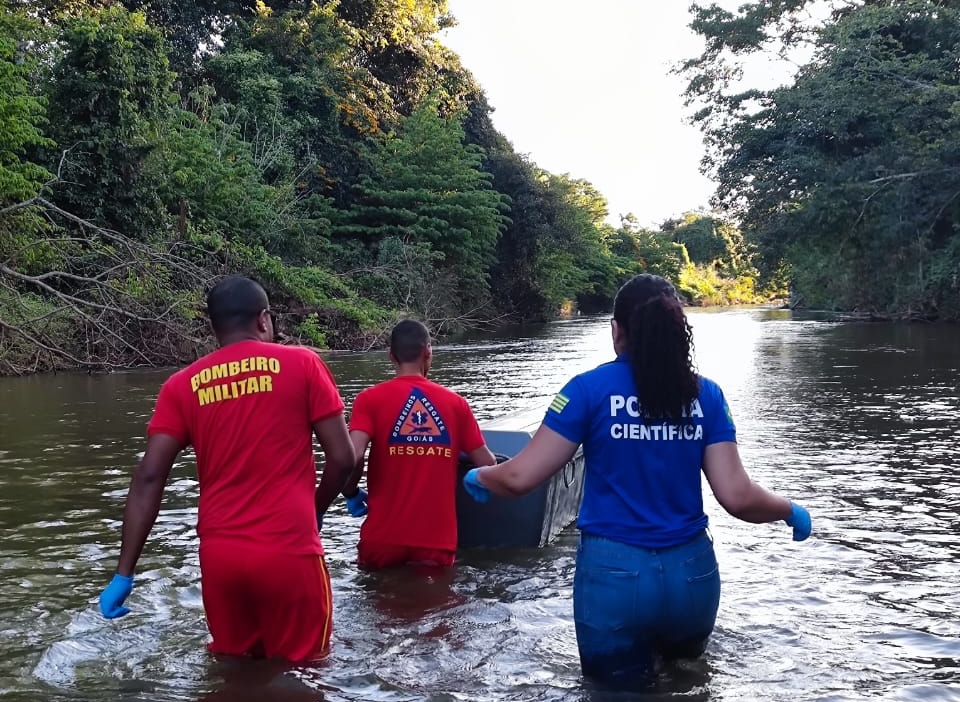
[867,168,960,185]
[0,193,211,374]
[0,196,40,218]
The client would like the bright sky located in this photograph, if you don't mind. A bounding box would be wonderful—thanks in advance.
[441,1,794,229]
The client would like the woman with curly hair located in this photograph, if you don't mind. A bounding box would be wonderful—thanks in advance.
[463,273,811,689]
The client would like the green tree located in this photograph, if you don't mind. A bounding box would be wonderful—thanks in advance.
[335,96,508,313]
[119,0,256,73]
[681,0,960,318]
[535,173,619,312]
[0,4,52,204]
[483,147,558,319]
[150,88,281,244]
[662,212,753,277]
[45,6,174,238]
[662,213,726,266]
[0,0,58,300]
[335,0,463,116]
[618,215,687,282]
[207,1,379,205]
[462,90,558,319]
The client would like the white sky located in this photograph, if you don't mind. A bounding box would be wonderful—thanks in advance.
[440,1,799,228]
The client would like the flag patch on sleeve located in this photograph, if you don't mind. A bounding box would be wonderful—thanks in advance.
[549,393,569,413]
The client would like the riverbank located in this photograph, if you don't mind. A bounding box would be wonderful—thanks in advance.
[6,290,945,378]
[0,304,554,377]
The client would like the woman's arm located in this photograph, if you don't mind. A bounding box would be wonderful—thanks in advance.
[702,441,792,523]
[475,424,579,497]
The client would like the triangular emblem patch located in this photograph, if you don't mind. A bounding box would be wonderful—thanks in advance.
[389,387,451,445]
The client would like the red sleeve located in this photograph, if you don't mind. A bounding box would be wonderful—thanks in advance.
[147,375,190,444]
[348,387,375,435]
[305,351,345,423]
[459,396,485,453]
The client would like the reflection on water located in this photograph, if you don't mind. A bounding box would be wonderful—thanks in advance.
[1,310,959,700]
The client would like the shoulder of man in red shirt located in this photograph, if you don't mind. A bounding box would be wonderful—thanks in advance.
[351,376,466,416]
[185,340,340,386]
[150,340,345,436]
[351,374,487,454]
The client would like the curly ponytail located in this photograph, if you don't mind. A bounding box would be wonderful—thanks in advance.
[613,275,699,422]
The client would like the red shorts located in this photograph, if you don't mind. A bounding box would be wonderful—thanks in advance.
[357,540,455,569]
[199,543,333,662]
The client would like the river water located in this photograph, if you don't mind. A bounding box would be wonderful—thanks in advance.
[1,309,959,701]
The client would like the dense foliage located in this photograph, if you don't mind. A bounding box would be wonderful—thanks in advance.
[680,0,960,319]
[0,0,768,374]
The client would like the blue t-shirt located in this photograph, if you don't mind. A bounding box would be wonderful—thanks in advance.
[542,355,736,548]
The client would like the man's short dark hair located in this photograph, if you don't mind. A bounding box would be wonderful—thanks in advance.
[207,275,269,335]
[390,319,430,363]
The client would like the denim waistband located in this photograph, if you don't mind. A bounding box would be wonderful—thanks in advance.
[579,529,713,556]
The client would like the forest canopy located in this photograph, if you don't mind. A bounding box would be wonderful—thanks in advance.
[679,0,960,320]
[4,0,955,374]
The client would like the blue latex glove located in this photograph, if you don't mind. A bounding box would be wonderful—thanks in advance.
[99,573,134,619]
[463,468,491,503]
[345,488,368,517]
[785,502,812,541]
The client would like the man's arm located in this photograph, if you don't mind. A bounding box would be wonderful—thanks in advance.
[99,432,183,618]
[341,430,370,497]
[466,444,497,470]
[117,433,184,576]
[461,400,497,471]
[313,413,356,518]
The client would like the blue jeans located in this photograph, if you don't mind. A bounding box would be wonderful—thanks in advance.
[573,530,721,689]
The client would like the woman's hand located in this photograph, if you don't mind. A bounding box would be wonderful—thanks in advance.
[462,468,491,503]
[785,502,812,541]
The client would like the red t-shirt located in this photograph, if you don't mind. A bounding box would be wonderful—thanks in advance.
[348,376,485,551]
[148,340,345,555]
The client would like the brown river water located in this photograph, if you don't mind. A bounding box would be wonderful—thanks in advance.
[0,309,958,701]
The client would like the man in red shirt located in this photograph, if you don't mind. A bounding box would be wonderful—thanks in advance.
[342,319,496,568]
[97,275,355,662]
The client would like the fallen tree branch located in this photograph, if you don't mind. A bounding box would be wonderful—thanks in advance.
[0,195,213,374]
